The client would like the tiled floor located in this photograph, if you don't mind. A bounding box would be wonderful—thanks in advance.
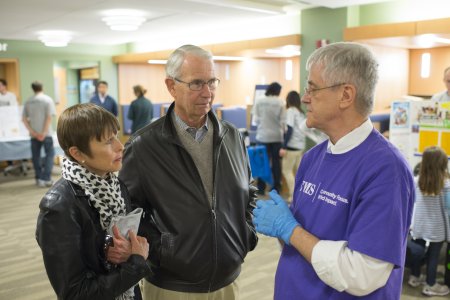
[0,166,447,299]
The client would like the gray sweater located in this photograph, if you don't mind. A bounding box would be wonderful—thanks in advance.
[173,113,214,204]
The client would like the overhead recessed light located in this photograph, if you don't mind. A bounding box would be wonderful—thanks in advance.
[148,60,167,64]
[148,56,247,64]
[38,31,72,47]
[102,9,147,31]
[434,37,450,44]
[415,34,436,48]
[265,45,300,57]
[213,56,247,61]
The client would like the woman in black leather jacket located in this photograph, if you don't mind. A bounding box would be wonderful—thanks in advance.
[36,103,151,300]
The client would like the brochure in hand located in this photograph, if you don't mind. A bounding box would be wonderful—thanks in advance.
[107,208,143,240]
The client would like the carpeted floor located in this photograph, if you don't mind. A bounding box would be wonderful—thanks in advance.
[0,162,446,299]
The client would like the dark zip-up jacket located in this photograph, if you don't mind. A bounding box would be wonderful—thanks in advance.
[36,178,151,299]
[119,102,258,292]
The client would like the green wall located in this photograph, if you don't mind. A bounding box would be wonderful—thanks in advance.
[300,7,348,90]
[358,0,407,25]
[299,7,347,150]
[355,0,449,26]
[0,39,125,104]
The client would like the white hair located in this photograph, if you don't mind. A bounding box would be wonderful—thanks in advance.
[165,45,213,79]
[306,42,379,116]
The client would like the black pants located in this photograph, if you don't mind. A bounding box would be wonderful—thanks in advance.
[257,142,282,193]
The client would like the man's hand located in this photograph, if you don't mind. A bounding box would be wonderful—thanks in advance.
[36,133,45,141]
[106,225,132,264]
[253,190,300,245]
[279,148,287,158]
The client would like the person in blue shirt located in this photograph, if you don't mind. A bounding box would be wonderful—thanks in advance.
[127,84,153,134]
[90,80,118,116]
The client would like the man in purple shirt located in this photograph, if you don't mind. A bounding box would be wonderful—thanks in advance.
[253,42,414,299]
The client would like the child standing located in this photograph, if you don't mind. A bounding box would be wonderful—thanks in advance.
[445,179,450,287]
[410,146,450,297]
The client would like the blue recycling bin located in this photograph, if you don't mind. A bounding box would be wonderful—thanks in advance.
[247,145,273,186]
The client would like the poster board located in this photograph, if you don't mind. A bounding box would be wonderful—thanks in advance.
[253,84,269,104]
[389,99,450,169]
[0,106,27,138]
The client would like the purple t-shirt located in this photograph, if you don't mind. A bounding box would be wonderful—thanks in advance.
[275,130,414,300]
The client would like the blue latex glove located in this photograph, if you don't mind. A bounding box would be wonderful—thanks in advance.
[253,190,300,245]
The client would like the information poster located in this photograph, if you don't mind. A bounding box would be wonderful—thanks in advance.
[0,106,27,138]
[417,101,450,154]
[390,99,450,169]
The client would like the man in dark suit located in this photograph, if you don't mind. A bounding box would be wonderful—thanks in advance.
[90,80,118,116]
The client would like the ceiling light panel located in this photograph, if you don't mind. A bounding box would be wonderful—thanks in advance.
[37,30,72,47]
[102,9,147,31]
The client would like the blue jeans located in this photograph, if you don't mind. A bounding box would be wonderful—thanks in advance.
[410,239,444,286]
[31,137,55,181]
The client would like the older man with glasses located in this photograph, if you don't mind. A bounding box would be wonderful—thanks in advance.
[120,44,258,300]
[431,66,450,102]
[253,42,414,299]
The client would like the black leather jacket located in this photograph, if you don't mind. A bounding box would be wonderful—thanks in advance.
[119,103,258,293]
[36,178,151,300]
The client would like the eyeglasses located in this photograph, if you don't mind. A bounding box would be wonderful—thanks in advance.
[304,83,346,96]
[173,77,220,91]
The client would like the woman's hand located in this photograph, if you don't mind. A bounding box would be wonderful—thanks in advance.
[106,225,132,264]
[279,148,287,158]
[129,230,149,260]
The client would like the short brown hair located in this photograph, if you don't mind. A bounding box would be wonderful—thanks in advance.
[418,146,449,196]
[57,103,120,160]
[31,81,43,92]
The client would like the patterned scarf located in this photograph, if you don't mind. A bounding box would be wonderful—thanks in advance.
[61,156,135,300]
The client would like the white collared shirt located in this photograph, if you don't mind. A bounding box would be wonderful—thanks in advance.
[311,118,394,296]
[99,93,106,104]
[326,118,373,154]
[173,111,209,143]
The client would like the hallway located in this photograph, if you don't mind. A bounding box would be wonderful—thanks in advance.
[0,169,444,299]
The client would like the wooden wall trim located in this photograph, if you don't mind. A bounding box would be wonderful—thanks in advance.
[417,18,450,35]
[344,22,416,41]
[250,34,301,49]
[112,34,301,64]
[0,58,19,64]
[112,50,172,64]
[344,17,450,41]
